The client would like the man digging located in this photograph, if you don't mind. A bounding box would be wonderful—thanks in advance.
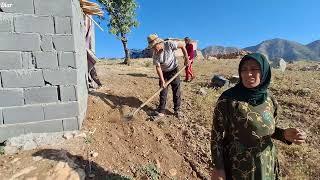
[147,34,189,120]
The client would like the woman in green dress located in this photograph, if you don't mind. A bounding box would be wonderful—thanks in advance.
[211,53,306,180]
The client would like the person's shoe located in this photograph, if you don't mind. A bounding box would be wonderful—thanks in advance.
[174,111,184,120]
[189,76,195,82]
[151,111,165,121]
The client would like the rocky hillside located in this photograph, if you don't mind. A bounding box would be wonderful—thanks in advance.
[201,46,250,59]
[201,46,240,55]
[129,48,152,59]
[307,40,320,57]
[201,39,320,61]
[244,38,320,61]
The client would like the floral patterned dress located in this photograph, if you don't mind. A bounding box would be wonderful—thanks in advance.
[211,95,290,180]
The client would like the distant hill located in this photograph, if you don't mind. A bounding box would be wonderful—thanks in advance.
[201,46,241,57]
[306,40,320,57]
[129,49,152,59]
[244,38,319,61]
[201,38,320,61]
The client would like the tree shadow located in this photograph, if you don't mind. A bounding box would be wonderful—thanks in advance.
[89,91,154,116]
[32,149,131,180]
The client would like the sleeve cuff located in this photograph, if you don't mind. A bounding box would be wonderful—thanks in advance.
[272,127,292,145]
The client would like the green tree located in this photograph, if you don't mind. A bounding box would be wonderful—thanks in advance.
[98,0,139,65]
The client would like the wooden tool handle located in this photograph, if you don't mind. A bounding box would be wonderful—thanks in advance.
[132,66,186,116]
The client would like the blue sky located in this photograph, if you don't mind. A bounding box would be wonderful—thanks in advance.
[92,0,320,58]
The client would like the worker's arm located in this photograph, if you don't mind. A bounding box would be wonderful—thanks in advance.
[155,65,166,88]
[177,43,189,66]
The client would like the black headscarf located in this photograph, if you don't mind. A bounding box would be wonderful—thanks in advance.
[222,53,271,106]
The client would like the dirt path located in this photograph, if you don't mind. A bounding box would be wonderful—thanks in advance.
[82,59,213,179]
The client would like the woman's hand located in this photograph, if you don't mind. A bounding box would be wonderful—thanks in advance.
[211,168,226,180]
[284,128,306,145]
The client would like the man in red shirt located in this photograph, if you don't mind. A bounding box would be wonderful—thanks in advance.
[184,37,195,82]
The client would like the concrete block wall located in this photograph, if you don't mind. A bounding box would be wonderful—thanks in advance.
[0,0,89,142]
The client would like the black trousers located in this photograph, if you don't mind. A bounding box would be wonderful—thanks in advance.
[88,66,102,86]
[158,68,181,113]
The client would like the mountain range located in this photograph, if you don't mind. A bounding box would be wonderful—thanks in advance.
[202,38,320,61]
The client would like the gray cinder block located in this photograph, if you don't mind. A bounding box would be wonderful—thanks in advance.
[43,102,79,120]
[0,88,24,107]
[0,125,25,143]
[43,69,77,85]
[24,119,63,134]
[52,35,75,51]
[0,33,40,51]
[21,52,36,69]
[0,0,34,14]
[0,51,22,70]
[62,117,79,131]
[58,52,76,68]
[0,14,14,32]
[40,35,54,52]
[34,0,72,16]
[3,105,44,124]
[54,17,72,34]
[1,70,44,88]
[24,86,58,104]
[34,52,58,69]
[60,86,77,102]
[15,15,54,34]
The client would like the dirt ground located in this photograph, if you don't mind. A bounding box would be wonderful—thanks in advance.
[0,58,319,180]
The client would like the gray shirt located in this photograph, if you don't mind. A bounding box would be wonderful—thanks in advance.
[153,41,178,72]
